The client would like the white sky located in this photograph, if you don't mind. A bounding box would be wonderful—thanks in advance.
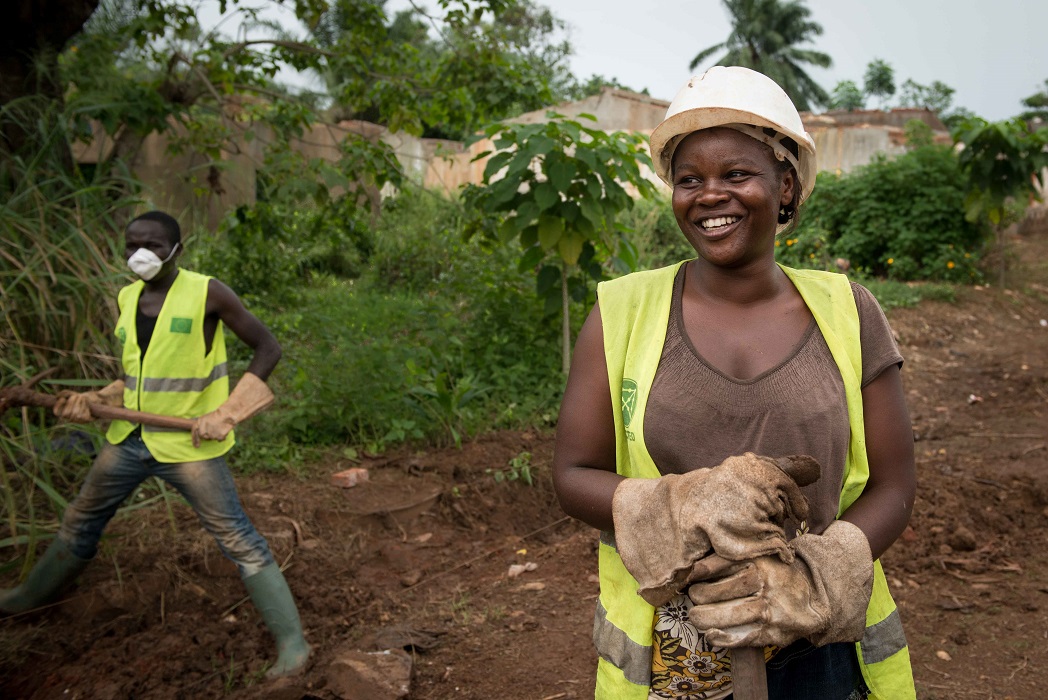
[540,0,1046,120]
[204,0,1046,121]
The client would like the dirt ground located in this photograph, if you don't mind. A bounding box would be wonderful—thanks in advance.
[2,224,1046,700]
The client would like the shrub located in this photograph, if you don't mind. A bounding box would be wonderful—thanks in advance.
[189,197,374,308]
[786,145,986,282]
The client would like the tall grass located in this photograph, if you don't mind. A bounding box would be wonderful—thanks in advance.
[0,99,143,567]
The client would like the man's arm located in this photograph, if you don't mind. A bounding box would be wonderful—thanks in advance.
[191,279,282,446]
[206,279,282,380]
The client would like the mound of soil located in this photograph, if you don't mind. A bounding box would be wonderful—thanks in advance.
[2,226,1046,699]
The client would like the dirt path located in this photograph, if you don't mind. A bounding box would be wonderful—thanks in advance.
[2,227,1046,700]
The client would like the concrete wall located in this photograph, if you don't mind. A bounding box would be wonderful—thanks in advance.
[509,87,669,132]
[802,108,951,175]
[73,93,950,230]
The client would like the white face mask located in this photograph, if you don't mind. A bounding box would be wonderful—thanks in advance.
[127,242,179,281]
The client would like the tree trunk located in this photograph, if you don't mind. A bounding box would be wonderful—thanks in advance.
[997,225,1007,289]
[561,262,571,375]
[1,0,100,161]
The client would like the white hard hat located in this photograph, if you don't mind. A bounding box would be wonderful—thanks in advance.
[649,66,818,203]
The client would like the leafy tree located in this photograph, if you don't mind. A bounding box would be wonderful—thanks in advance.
[1,0,102,169]
[688,0,832,111]
[1019,78,1048,123]
[902,118,934,150]
[781,143,984,282]
[863,58,895,109]
[562,74,648,102]
[314,0,570,140]
[828,80,864,111]
[952,117,1048,284]
[897,78,954,115]
[461,113,657,374]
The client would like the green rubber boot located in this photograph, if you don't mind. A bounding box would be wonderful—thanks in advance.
[0,538,91,614]
[243,563,311,678]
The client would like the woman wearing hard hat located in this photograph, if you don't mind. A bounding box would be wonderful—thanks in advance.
[553,67,916,700]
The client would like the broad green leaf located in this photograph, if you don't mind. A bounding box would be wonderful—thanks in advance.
[483,150,514,181]
[558,232,584,265]
[536,264,560,295]
[523,135,557,160]
[534,181,560,211]
[557,201,580,223]
[517,243,545,272]
[538,216,564,249]
[548,158,576,192]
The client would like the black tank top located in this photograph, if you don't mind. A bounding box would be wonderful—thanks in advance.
[136,306,158,356]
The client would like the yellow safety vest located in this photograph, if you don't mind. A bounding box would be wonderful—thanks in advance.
[593,261,916,699]
[107,269,233,462]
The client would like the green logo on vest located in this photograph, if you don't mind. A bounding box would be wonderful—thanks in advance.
[116,327,127,344]
[621,378,638,428]
[170,317,192,334]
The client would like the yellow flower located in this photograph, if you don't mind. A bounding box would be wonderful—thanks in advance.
[785,239,795,246]
[809,253,815,259]
[947,261,955,269]
[775,240,781,247]
[887,258,894,265]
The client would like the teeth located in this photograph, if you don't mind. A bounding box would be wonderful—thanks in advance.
[701,216,739,229]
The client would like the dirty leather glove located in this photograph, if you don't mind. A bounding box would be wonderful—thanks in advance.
[192,373,275,447]
[611,453,820,607]
[53,380,125,423]
[687,519,873,648]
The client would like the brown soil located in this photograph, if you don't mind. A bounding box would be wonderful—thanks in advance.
[2,227,1047,700]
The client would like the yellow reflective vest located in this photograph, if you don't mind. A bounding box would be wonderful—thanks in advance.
[107,269,233,462]
[593,261,916,699]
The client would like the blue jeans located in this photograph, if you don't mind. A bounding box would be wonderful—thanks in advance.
[58,432,275,578]
[731,639,867,700]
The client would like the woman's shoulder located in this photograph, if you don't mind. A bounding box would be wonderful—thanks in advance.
[599,261,686,296]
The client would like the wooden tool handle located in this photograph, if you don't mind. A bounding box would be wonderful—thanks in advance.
[3,388,195,431]
[88,403,195,431]
[732,647,769,700]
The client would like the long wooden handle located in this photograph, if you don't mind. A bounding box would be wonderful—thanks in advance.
[87,403,195,431]
[732,647,769,700]
[3,388,195,431]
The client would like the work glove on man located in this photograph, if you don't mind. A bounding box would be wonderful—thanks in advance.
[611,453,820,607]
[687,519,873,648]
[52,380,125,423]
[192,372,275,447]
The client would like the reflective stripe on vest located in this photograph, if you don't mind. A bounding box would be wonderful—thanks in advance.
[123,363,229,393]
[107,269,233,463]
[593,262,916,699]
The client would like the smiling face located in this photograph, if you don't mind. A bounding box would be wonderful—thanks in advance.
[671,127,795,270]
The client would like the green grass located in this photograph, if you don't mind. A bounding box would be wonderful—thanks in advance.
[858,276,958,310]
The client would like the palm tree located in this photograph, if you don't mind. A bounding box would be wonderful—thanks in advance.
[689,0,832,112]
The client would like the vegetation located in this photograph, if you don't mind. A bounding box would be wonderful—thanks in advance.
[461,113,656,373]
[828,80,864,111]
[1,0,1042,569]
[689,0,832,111]
[777,143,987,282]
[951,116,1048,285]
[862,59,895,109]
[1019,78,1048,123]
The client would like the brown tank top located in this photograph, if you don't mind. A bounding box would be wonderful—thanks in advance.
[644,267,903,535]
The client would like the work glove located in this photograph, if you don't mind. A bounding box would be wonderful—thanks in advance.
[687,519,873,648]
[611,453,820,607]
[53,380,125,423]
[192,372,275,447]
